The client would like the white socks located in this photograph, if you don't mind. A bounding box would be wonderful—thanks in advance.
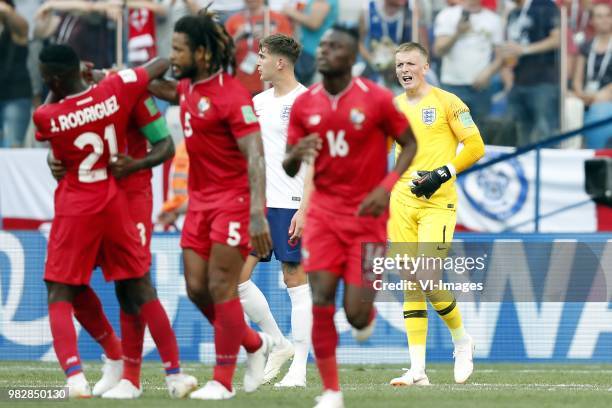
[287,284,312,375]
[238,280,284,343]
[409,344,426,373]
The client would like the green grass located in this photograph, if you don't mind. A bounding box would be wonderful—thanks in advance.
[0,362,610,407]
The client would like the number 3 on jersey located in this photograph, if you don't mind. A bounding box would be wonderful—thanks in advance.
[326,130,348,157]
[74,124,118,183]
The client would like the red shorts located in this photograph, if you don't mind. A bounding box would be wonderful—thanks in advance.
[45,190,149,285]
[98,188,153,277]
[301,207,387,286]
[180,200,250,260]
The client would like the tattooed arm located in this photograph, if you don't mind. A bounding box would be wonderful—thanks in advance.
[237,132,272,257]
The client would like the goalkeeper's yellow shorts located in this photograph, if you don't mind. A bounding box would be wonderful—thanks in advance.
[388,196,457,258]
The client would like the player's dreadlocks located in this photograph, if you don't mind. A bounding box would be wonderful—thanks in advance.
[174,7,236,75]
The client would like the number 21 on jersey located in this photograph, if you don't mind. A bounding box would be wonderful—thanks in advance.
[74,124,118,183]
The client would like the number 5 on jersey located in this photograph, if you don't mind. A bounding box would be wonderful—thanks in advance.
[326,130,348,157]
[227,222,241,246]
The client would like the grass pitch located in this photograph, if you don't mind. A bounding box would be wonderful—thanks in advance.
[0,361,610,407]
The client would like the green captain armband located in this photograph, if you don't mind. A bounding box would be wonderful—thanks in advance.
[140,117,170,144]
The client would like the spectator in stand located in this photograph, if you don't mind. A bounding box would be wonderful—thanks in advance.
[34,0,120,68]
[125,1,169,66]
[155,1,211,60]
[573,1,612,148]
[282,0,338,85]
[433,0,503,126]
[499,0,561,146]
[481,0,498,10]
[226,0,292,95]
[210,0,245,24]
[558,0,594,79]
[359,0,429,93]
[0,0,31,148]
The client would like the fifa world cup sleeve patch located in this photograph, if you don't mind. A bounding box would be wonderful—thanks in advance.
[459,111,475,128]
[118,69,137,83]
[241,105,258,124]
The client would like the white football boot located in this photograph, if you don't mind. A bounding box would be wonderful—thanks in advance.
[453,334,475,384]
[244,332,274,392]
[189,380,236,400]
[274,366,307,388]
[313,390,344,408]
[92,355,122,396]
[263,337,295,383]
[66,373,92,398]
[101,379,142,399]
[165,372,198,398]
[389,368,430,386]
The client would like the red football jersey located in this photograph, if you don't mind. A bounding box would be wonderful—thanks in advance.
[177,72,260,210]
[287,78,409,215]
[119,93,164,194]
[34,68,150,215]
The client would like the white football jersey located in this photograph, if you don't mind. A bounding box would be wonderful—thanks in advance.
[253,84,307,209]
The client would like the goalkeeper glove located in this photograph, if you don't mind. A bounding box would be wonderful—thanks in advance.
[410,166,452,199]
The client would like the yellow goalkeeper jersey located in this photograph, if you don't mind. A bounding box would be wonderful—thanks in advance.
[393,86,480,210]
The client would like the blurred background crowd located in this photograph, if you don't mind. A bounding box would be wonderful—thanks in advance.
[1,0,611,149]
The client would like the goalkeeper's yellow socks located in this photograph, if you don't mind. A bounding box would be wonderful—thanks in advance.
[426,290,466,343]
[403,291,428,371]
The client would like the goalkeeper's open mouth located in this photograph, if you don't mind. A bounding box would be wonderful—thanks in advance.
[401,75,413,85]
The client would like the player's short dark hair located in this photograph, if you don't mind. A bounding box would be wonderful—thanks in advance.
[260,34,302,65]
[330,23,360,43]
[174,7,235,74]
[329,23,359,53]
[396,42,429,63]
[39,44,80,72]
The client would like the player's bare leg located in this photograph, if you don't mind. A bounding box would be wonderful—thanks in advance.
[343,283,377,342]
[71,286,123,396]
[309,271,344,408]
[187,245,270,400]
[45,281,92,398]
[104,273,195,399]
[274,262,311,388]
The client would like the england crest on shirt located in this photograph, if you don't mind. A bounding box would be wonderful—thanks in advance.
[422,107,436,126]
[280,105,292,122]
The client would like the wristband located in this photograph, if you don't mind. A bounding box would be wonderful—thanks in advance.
[380,170,401,193]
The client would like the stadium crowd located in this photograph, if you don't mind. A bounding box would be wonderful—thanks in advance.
[1,0,611,149]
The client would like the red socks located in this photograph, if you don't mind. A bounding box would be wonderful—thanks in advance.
[312,305,340,391]
[200,304,262,353]
[242,327,262,353]
[49,302,82,377]
[120,310,144,387]
[73,287,122,360]
[140,300,181,375]
[212,299,247,391]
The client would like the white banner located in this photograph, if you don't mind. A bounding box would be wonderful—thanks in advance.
[456,146,597,232]
[0,149,164,227]
[0,147,600,232]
